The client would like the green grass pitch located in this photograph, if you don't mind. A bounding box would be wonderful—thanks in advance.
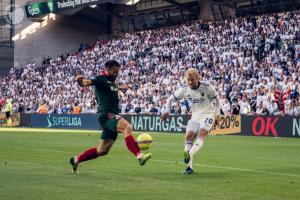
[0,128,299,200]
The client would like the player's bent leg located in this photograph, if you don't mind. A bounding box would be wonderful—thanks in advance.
[184,131,196,164]
[117,118,141,157]
[117,118,152,165]
[117,118,132,136]
[198,128,209,139]
[96,139,115,156]
[69,139,114,173]
[187,129,208,170]
[69,147,98,174]
[184,120,199,165]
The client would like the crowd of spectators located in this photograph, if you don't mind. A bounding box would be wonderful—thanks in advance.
[1,11,300,116]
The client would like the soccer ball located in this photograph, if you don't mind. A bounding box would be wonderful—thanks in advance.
[136,133,153,150]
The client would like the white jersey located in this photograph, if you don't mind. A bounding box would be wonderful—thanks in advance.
[173,82,220,116]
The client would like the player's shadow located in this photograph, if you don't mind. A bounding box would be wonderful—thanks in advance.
[189,171,229,179]
[155,171,229,179]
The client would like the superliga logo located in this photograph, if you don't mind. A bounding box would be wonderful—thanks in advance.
[4,4,25,28]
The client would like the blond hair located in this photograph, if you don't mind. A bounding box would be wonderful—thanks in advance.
[185,68,199,78]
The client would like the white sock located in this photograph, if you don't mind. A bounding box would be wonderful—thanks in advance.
[74,156,78,164]
[184,140,193,152]
[137,152,143,159]
[188,138,204,169]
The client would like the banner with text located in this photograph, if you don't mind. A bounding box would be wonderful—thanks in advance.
[53,0,102,11]
[28,113,240,134]
[124,115,187,133]
[210,115,241,135]
[31,114,101,130]
[123,114,241,134]
[25,0,105,18]
[241,115,300,138]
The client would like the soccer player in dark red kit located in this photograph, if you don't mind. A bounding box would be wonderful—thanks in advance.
[69,60,152,173]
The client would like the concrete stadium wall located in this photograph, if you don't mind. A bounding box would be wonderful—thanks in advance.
[198,0,214,21]
[135,0,196,11]
[13,0,107,67]
[0,47,14,75]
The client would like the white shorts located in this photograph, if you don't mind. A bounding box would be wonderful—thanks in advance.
[186,115,215,134]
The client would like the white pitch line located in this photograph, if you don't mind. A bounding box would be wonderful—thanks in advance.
[193,163,300,178]
[8,147,300,178]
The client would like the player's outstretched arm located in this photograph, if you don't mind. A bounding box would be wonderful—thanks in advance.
[161,88,184,121]
[160,95,176,121]
[160,112,170,121]
[75,75,93,87]
[214,114,221,126]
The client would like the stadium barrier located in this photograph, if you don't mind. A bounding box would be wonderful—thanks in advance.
[0,112,20,127]
[24,113,241,135]
[210,115,241,135]
[29,114,101,130]
[18,113,300,138]
[241,115,300,138]
[123,114,241,135]
[20,113,32,127]
[123,114,186,133]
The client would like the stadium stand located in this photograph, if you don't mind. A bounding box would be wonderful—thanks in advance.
[0,11,300,115]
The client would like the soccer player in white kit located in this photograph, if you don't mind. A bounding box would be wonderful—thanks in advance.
[160,68,221,175]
